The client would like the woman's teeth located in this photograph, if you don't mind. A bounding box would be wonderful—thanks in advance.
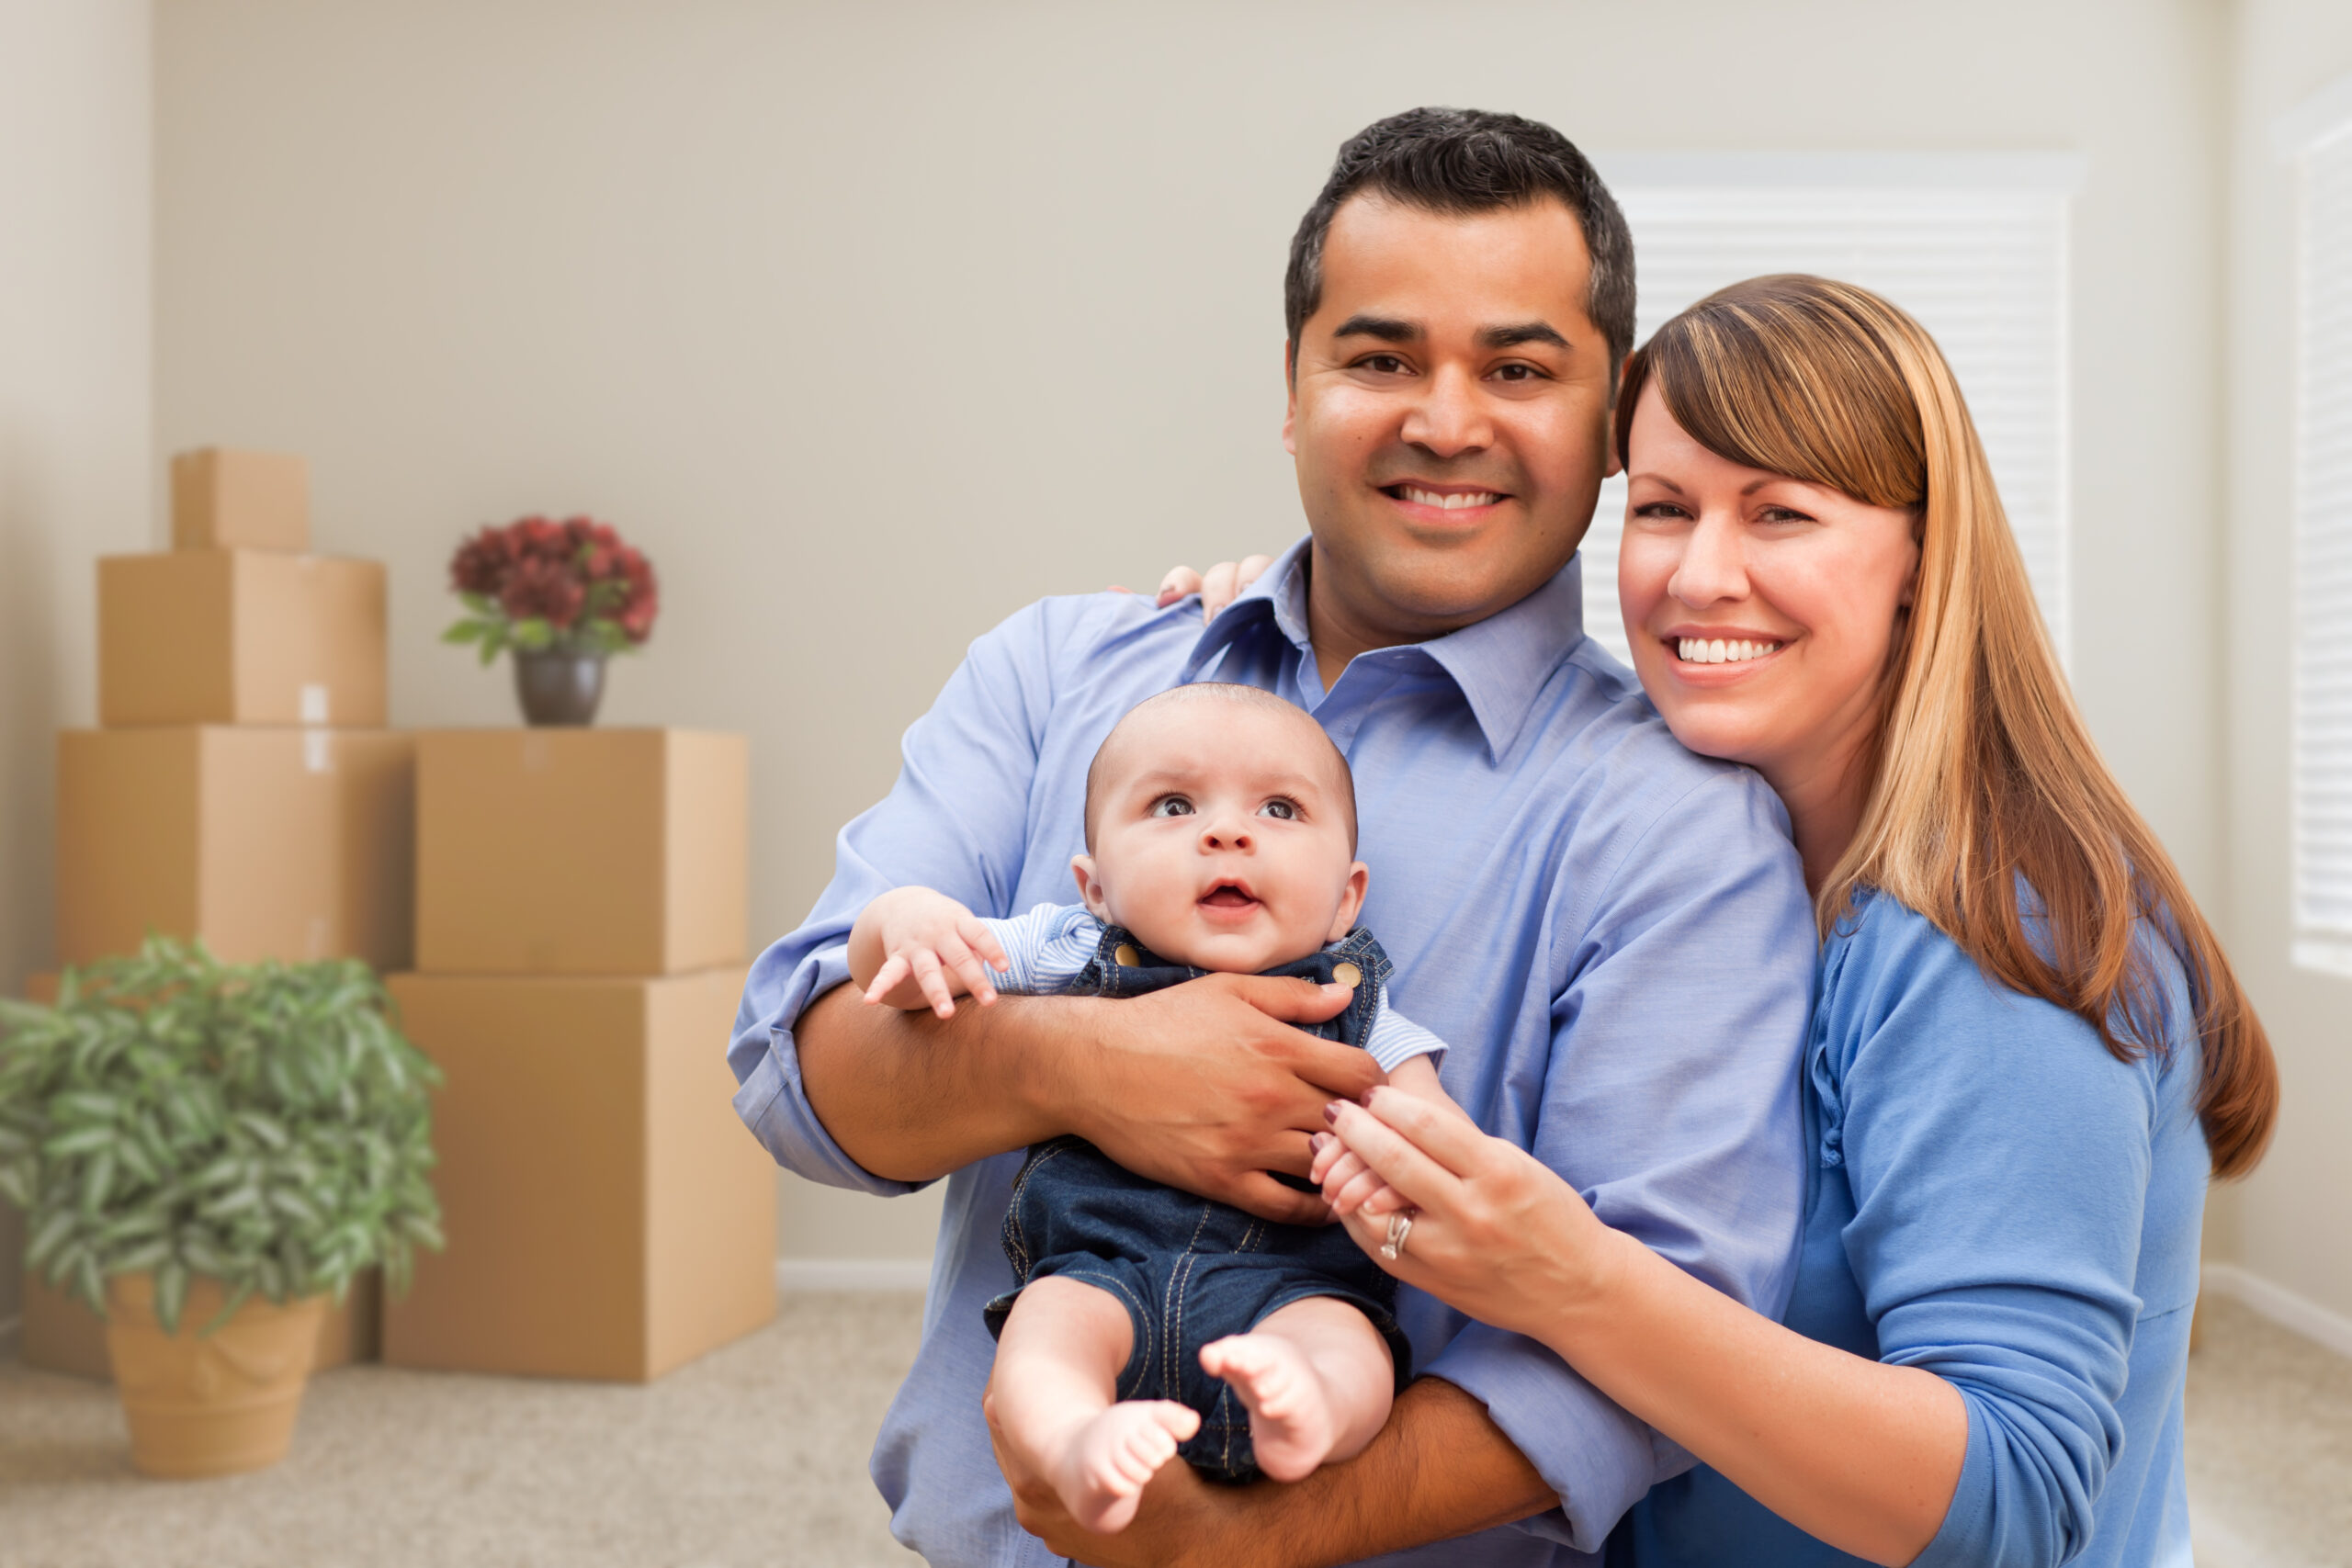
[1400,487,1500,510]
[1677,637,1781,665]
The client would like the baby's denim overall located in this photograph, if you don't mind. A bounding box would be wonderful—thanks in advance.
[983,923,1412,1483]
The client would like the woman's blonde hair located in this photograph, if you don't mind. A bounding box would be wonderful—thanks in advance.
[1614,275,2278,1179]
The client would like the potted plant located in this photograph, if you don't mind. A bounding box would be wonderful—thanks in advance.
[0,940,443,1478]
[443,514,660,726]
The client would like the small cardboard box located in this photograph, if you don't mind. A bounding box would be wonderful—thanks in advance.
[171,447,309,552]
[57,728,415,971]
[414,728,748,976]
[381,967,776,1382]
[19,1269,380,1380]
[98,550,386,727]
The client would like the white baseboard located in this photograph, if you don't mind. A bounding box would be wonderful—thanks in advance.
[775,1258,930,1293]
[2203,1262,2352,1360]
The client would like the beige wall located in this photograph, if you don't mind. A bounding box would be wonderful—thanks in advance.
[2221,1,2352,1324]
[0,0,153,1325]
[153,0,2231,1265]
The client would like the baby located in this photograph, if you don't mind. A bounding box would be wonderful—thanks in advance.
[846,682,1453,1532]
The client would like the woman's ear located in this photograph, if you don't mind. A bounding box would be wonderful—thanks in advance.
[1328,862,1371,942]
[1900,508,1926,608]
[1071,855,1114,922]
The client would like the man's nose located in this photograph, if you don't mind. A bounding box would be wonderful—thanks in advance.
[1398,363,1493,458]
[1668,512,1751,607]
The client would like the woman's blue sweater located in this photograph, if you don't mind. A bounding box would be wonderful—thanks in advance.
[1611,892,2206,1568]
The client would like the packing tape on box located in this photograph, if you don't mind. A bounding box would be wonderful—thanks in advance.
[300,683,330,724]
[304,730,333,773]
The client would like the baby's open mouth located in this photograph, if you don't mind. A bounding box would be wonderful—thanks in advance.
[1199,883,1258,909]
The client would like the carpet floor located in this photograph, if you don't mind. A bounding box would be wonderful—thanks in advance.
[1,1289,2346,1566]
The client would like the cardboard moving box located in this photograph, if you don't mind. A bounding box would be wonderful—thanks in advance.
[414,728,749,976]
[382,967,775,1382]
[98,550,386,727]
[58,728,415,970]
[19,1270,381,1381]
[170,447,309,552]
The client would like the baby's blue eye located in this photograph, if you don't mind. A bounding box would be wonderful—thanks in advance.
[1149,795,1194,818]
[1258,799,1297,821]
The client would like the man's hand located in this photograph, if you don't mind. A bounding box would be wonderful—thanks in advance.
[1071,973,1375,1225]
[847,886,1011,1018]
[797,971,1374,1224]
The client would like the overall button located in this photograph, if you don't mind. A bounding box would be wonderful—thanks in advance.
[1331,962,1362,989]
[1114,944,1141,967]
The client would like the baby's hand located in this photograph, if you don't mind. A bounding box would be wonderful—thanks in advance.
[1311,1055,1458,1218]
[850,887,1012,1019]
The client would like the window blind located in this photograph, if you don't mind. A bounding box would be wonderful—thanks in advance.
[2292,118,2352,976]
[1577,155,2075,670]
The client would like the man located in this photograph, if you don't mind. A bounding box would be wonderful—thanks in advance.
[731,107,1815,1566]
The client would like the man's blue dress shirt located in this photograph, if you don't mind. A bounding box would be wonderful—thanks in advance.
[730,541,1817,1565]
[1611,895,2208,1568]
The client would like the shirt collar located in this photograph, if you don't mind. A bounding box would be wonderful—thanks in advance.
[1180,536,1591,762]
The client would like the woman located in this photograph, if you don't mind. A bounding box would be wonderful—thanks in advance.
[1192,276,2278,1566]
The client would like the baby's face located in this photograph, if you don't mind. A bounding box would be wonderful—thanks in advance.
[1075,699,1366,974]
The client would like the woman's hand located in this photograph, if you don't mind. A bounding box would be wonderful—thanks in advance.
[1314,1087,1631,1342]
[1156,555,1274,624]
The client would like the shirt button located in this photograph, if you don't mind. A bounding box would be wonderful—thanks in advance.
[1114,944,1140,967]
[1331,962,1362,989]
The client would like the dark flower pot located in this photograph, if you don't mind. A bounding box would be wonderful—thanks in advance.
[513,649,606,727]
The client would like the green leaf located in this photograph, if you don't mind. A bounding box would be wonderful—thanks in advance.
[154,1258,188,1336]
[235,1111,289,1150]
[78,1149,116,1214]
[42,1125,114,1159]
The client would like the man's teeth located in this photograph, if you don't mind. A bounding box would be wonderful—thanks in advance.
[1402,487,1501,510]
[1677,637,1782,664]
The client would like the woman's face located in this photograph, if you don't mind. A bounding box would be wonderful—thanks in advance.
[1617,382,1921,793]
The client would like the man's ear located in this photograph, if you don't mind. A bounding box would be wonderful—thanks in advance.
[1602,355,1634,479]
[1282,339,1299,457]
[1071,855,1114,922]
[1328,861,1370,942]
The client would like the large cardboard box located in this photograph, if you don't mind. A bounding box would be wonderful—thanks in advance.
[57,728,415,970]
[381,967,775,1381]
[414,728,748,976]
[98,550,386,727]
[19,1270,380,1380]
[170,447,309,552]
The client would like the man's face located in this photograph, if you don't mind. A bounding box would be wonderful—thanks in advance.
[1284,194,1620,642]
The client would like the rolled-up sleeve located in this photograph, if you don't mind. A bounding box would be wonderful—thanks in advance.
[1430,768,1816,1551]
[1828,903,2161,1568]
[729,598,1072,1191]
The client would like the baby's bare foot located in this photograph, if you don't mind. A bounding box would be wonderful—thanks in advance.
[1198,1333,1338,1482]
[1049,1400,1201,1534]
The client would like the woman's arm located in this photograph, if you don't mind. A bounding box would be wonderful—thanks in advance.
[1318,1090,1964,1566]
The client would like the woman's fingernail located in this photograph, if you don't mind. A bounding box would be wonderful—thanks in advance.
[1323,1101,1341,1125]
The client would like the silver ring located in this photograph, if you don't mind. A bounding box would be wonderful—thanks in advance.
[1378,1210,1414,1261]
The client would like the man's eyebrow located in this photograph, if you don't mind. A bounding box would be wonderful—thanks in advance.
[1329,314,1419,344]
[1478,321,1569,350]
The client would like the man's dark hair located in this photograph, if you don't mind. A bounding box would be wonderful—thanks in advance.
[1284,107,1636,378]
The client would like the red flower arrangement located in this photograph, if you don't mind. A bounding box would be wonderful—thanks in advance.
[443,515,659,663]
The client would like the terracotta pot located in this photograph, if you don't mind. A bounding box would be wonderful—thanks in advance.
[513,649,606,726]
[104,1273,327,1479]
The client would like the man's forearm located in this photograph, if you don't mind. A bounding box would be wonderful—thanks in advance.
[1232,1379,1555,1565]
[797,983,1090,1181]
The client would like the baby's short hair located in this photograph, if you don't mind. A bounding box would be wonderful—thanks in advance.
[1082,683,1357,852]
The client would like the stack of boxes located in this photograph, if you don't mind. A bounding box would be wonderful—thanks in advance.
[27,448,411,1378]
[384,728,776,1381]
[18,456,773,1386]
